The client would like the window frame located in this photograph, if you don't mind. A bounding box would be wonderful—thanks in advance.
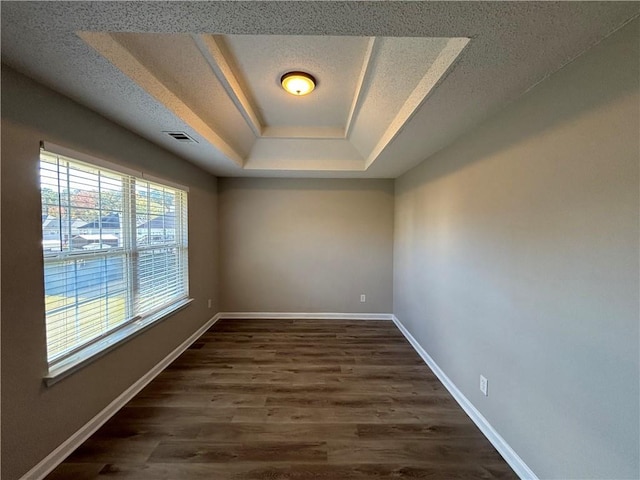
[39,142,192,385]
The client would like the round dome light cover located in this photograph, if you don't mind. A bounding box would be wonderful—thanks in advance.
[281,71,316,96]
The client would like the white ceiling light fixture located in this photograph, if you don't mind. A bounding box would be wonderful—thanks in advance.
[281,71,316,96]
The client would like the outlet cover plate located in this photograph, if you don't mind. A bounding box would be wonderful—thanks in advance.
[480,375,488,396]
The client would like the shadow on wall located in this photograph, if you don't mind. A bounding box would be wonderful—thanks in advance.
[399,30,639,191]
[0,66,215,191]
[217,178,395,313]
[218,177,395,193]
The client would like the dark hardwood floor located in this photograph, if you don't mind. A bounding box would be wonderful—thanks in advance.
[46,319,518,479]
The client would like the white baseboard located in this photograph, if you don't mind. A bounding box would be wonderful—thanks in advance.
[217,312,394,321]
[391,315,538,480]
[21,314,220,480]
[25,312,533,480]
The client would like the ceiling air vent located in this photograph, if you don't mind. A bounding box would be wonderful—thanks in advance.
[164,131,198,144]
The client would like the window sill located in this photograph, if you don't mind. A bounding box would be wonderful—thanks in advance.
[44,297,194,387]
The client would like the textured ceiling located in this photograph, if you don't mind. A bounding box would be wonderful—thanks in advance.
[2,2,639,178]
[218,34,369,130]
[76,31,463,172]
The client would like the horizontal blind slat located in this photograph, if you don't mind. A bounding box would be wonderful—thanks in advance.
[40,148,189,365]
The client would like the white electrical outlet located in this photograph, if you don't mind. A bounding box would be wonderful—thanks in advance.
[480,375,488,396]
[207,299,212,309]
[360,294,366,303]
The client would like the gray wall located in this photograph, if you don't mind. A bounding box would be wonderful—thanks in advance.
[3,17,638,480]
[218,178,394,313]
[393,20,639,480]
[1,67,219,480]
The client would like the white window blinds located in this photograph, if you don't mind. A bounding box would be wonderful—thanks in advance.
[40,145,189,366]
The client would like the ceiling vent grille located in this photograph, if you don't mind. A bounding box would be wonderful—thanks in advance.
[164,131,198,143]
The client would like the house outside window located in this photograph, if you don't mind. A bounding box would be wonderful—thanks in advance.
[39,143,189,378]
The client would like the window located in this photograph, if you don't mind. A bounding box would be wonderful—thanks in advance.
[40,143,189,377]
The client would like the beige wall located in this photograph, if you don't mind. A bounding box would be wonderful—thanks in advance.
[394,21,639,479]
[1,67,219,480]
[3,17,638,480]
[218,178,394,313]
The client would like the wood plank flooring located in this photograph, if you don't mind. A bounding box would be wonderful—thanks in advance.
[45,319,517,479]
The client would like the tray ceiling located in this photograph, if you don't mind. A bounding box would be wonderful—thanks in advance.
[2,2,639,178]
[80,32,468,172]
